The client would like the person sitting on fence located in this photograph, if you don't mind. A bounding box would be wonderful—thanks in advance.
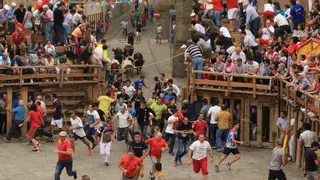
[233,58,247,82]
[17,50,34,83]
[55,52,71,82]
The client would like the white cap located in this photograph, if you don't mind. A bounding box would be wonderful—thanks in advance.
[180,45,187,49]
[11,2,16,7]
[190,12,196,17]
[4,5,10,10]
[43,5,49,9]
[59,131,67,137]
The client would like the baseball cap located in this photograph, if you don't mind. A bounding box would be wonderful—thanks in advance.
[59,131,67,137]
[190,12,196,17]
[180,45,187,49]
[43,5,49,9]
[11,2,16,7]
[4,5,10,10]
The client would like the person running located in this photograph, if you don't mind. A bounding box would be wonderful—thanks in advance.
[164,109,179,155]
[136,101,156,139]
[268,139,287,180]
[215,104,232,151]
[192,113,208,141]
[174,116,193,166]
[188,134,213,180]
[47,93,62,141]
[127,29,135,46]
[54,131,77,180]
[95,116,115,166]
[119,148,145,180]
[216,121,244,172]
[128,132,149,160]
[4,100,26,142]
[86,103,102,149]
[146,132,168,179]
[69,111,92,155]
[97,91,116,117]
[113,106,134,144]
[19,103,42,152]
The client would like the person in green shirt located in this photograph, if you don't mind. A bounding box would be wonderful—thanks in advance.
[55,52,71,82]
[147,92,157,107]
[150,98,167,137]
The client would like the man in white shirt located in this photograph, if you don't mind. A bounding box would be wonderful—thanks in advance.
[207,99,221,148]
[86,104,103,149]
[299,123,318,151]
[191,20,206,34]
[231,47,246,63]
[240,31,258,53]
[123,80,136,97]
[245,59,259,75]
[164,79,180,98]
[220,26,232,38]
[113,106,134,143]
[165,110,179,155]
[120,20,128,36]
[274,13,290,38]
[257,19,274,45]
[181,44,187,61]
[70,111,92,154]
[188,134,213,180]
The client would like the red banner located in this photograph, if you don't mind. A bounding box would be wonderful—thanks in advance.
[35,0,50,10]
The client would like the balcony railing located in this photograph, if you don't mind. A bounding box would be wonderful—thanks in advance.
[190,69,278,98]
[0,65,102,87]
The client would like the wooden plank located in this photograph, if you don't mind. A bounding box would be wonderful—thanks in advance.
[230,98,234,125]
[253,78,256,99]
[257,103,263,147]
[20,87,28,137]
[292,111,299,162]
[269,107,275,148]
[240,97,245,142]
[244,98,250,146]
[87,85,93,102]
[6,87,12,136]
[274,104,279,138]
[230,82,253,88]
[92,84,99,101]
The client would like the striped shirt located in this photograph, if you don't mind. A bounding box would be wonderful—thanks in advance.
[186,44,203,59]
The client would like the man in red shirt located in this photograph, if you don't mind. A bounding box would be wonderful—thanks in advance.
[210,0,224,27]
[54,131,77,180]
[119,149,144,180]
[11,27,25,46]
[192,113,208,140]
[146,132,168,179]
[227,0,238,32]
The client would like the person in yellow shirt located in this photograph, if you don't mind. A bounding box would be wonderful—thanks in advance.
[147,92,157,107]
[96,39,109,60]
[214,104,231,151]
[150,98,167,137]
[97,91,116,116]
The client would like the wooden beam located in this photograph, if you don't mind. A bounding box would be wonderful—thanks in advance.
[292,111,299,162]
[274,104,279,138]
[244,98,250,146]
[269,107,275,148]
[253,78,256,99]
[20,87,28,137]
[230,98,235,125]
[257,103,263,148]
[240,97,245,142]
[6,87,12,136]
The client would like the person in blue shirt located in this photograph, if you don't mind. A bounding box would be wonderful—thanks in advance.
[149,5,154,23]
[290,0,305,29]
[164,89,175,102]
[134,75,149,90]
[12,93,22,108]
[115,98,128,113]
[7,3,16,34]
[4,100,26,142]
[0,52,12,75]
[128,103,136,118]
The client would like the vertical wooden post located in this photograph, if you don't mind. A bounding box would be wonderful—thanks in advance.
[186,62,190,99]
[274,104,279,138]
[240,97,245,142]
[244,98,250,146]
[257,103,263,147]
[269,106,275,148]
[230,98,235,125]
[20,87,28,137]
[253,78,256,99]
[87,85,93,103]
[6,87,12,136]
[59,68,64,88]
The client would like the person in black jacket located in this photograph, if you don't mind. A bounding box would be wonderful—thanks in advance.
[53,3,65,45]
[136,101,156,139]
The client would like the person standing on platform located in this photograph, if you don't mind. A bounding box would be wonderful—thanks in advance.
[54,131,78,180]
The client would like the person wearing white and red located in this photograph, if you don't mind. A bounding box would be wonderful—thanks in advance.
[19,103,42,152]
[192,113,208,140]
[215,121,243,173]
[54,131,77,180]
[257,19,274,45]
[211,0,224,27]
[188,134,213,180]
[227,0,238,32]
[263,0,275,19]
[119,149,144,180]
[146,132,168,178]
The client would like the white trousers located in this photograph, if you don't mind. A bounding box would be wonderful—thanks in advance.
[100,141,112,163]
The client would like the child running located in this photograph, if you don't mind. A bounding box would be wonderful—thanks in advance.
[215,121,243,172]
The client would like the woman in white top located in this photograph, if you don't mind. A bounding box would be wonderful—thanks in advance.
[263,0,275,19]
[292,24,307,40]
[44,40,56,55]
[23,6,33,44]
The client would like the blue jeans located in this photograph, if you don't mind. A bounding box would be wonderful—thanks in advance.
[174,138,190,162]
[45,21,54,43]
[192,57,204,79]
[209,124,218,147]
[7,120,23,140]
[63,24,71,42]
[54,159,76,180]
[216,128,229,149]
[214,10,224,27]
[249,17,260,38]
